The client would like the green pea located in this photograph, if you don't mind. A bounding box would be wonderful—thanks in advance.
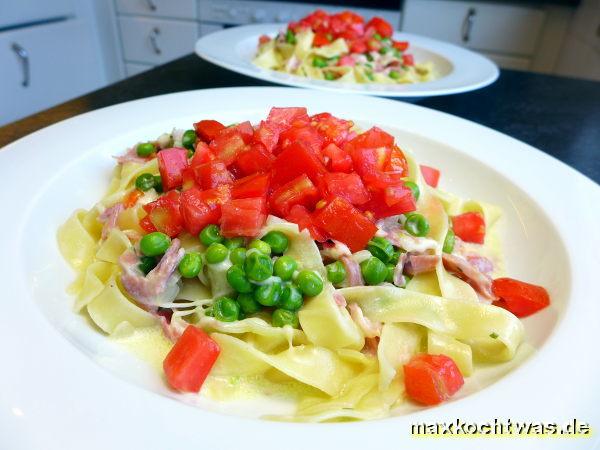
[366,53,374,62]
[405,213,430,237]
[138,256,157,275]
[244,251,273,282]
[285,29,296,44]
[230,247,247,265]
[405,181,420,201]
[389,70,400,80]
[379,46,389,55]
[223,237,245,250]
[213,296,240,322]
[373,33,383,41]
[365,70,375,81]
[248,239,271,255]
[136,142,155,157]
[205,243,228,264]
[313,56,328,68]
[200,224,223,246]
[135,173,155,192]
[360,257,387,285]
[273,255,297,281]
[326,261,347,285]
[272,309,299,328]
[261,231,289,254]
[181,129,197,150]
[153,175,163,193]
[296,270,323,297]
[389,250,402,265]
[139,232,170,257]
[254,282,282,307]
[443,229,455,254]
[324,72,335,81]
[385,264,395,283]
[392,48,402,58]
[178,252,202,278]
[367,237,394,263]
[280,283,303,311]
[236,292,261,315]
[226,265,253,293]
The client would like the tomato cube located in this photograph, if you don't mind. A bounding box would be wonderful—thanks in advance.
[322,143,353,173]
[403,354,464,406]
[452,212,485,244]
[180,186,231,235]
[322,172,370,206]
[420,165,440,188]
[266,107,309,132]
[209,131,246,166]
[193,120,225,142]
[143,191,183,237]
[232,173,270,199]
[193,161,234,190]
[234,142,275,177]
[220,197,267,238]
[270,174,320,217]
[253,120,280,153]
[271,141,327,187]
[285,204,327,242]
[157,148,189,191]
[492,278,550,317]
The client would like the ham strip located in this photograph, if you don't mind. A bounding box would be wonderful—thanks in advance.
[348,303,382,338]
[98,203,124,240]
[442,253,496,302]
[159,315,187,342]
[333,291,347,307]
[113,147,149,165]
[404,254,440,276]
[341,255,364,286]
[467,255,494,274]
[393,252,407,287]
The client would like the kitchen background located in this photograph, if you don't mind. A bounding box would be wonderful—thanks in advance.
[0,0,598,126]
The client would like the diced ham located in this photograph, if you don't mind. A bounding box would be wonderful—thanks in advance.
[113,147,150,165]
[404,253,440,276]
[333,291,347,307]
[348,303,382,338]
[442,253,496,302]
[467,255,494,274]
[376,217,438,253]
[341,255,364,286]
[363,336,379,355]
[320,240,352,261]
[98,203,124,240]
[393,252,407,287]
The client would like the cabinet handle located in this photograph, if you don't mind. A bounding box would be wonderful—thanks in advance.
[461,8,476,43]
[145,0,157,11]
[11,43,30,87]
[149,27,161,55]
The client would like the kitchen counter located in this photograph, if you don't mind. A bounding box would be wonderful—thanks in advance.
[0,54,598,183]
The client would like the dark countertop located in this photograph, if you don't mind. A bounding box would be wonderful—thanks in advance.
[1,54,598,183]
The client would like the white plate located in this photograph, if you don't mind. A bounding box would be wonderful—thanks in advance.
[1,87,599,450]
[195,24,499,97]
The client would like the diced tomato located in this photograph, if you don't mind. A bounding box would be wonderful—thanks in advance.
[385,146,409,178]
[393,40,409,51]
[349,39,368,54]
[163,325,220,392]
[193,161,234,190]
[190,141,214,168]
[143,190,183,237]
[420,164,440,187]
[313,32,331,47]
[492,278,550,318]
[179,185,231,235]
[234,142,275,176]
[229,121,254,144]
[266,107,309,133]
[157,148,189,191]
[181,167,195,191]
[278,124,325,156]
[311,112,354,147]
[322,143,353,173]
[313,197,377,252]
[270,174,320,217]
[209,131,246,166]
[365,17,393,38]
[193,120,225,142]
[253,120,280,153]
[258,34,271,45]
[271,141,327,187]
[403,354,464,406]
[402,54,415,66]
[285,204,327,241]
[452,212,485,244]
[123,189,143,209]
[337,55,356,67]
[322,172,370,206]
[232,173,270,199]
[220,197,267,238]
[139,215,157,233]
[362,185,416,218]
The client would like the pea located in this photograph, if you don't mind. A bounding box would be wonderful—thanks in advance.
[280,283,303,311]
[138,256,157,275]
[237,292,261,315]
[379,46,389,55]
[248,239,271,255]
[213,296,240,322]
[244,251,273,282]
[181,129,197,150]
[153,175,163,193]
[366,53,374,62]
[205,243,228,264]
[405,181,420,201]
[226,265,253,293]
[360,257,387,285]
[405,213,430,237]
[273,255,297,281]
[367,237,394,263]
[326,261,346,285]
[385,264,395,283]
[254,282,282,307]
[443,229,455,254]
[285,29,296,44]
[365,70,375,81]
[200,224,223,246]
[223,237,245,250]
[296,270,323,297]
[139,232,170,257]
[373,33,383,41]
[135,173,155,192]
[136,142,155,157]
[389,70,400,80]
[178,252,202,278]
[324,72,335,81]
[261,231,289,254]
[272,309,299,328]
[230,247,247,265]
[313,56,328,68]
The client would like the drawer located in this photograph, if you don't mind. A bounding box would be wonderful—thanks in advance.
[0,0,74,29]
[402,0,546,56]
[118,16,199,64]
[115,0,197,21]
[125,62,154,77]
[483,52,531,71]
[199,23,225,36]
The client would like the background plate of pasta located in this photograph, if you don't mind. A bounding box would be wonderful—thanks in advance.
[1,87,599,450]
[195,11,498,97]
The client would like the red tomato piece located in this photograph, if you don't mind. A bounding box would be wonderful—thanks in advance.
[393,41,409,51]
[234,142,275,177]
[322,143,353,173]
[362,185,417,219]
[322,172,370,206]
[266,107,309,132]
[181,167,195,191]
[492,278,550,317]
[403,354,464,406]
[179,186,231,235]
[366,38,382,52]
[209,131,246,166]
[143,191,183,237]
[271,141,327,187]
[193,120,225,142]
[232,173,270,199]
[311,112,354,147]
[366,17,394,38]
[313,197,377,252]
[349,39,368,54]
[229,121,254,144]
[139,215,157,233]
[452,212,485,244]
[278,124,325,156]
[258,34,271,45]
[253,120,280,153]
[420,165,440,187]
[402,54,415,66]
[193,161,234,190]
[220,197,267,238]
[123,189,143,209]
[385,146,409,178]
[285,204,327,242]
[313,32,331,47]
[163,325,220,392]
[190,141,214,168]
[270,174,320,217]
[157,148,189,191]
[338,55,356,67]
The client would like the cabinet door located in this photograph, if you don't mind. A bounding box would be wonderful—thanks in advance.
[0,0,74,29]
[115,0,197,21]
[118,16,198,65]
[125,62,154,77]
[0,20,105,126]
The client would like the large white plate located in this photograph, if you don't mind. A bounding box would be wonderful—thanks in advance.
[1,88,599,450]
[195,24,499,97]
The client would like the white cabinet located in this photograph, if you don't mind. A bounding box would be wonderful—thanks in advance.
[115,0,197,21]
[0,0,75,28]
[0,19,105,125]
[125,62,153,76]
